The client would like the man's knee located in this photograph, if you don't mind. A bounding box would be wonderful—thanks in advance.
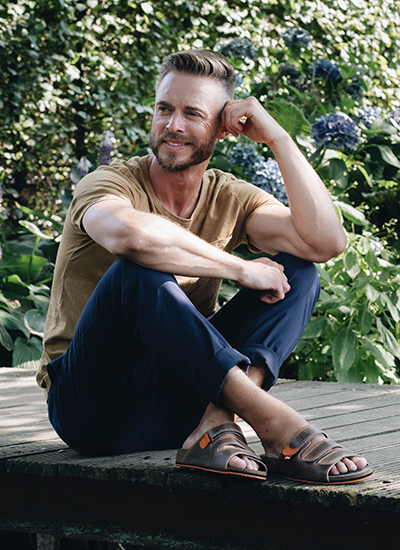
[273,252,320,299]
[108,258,176,298]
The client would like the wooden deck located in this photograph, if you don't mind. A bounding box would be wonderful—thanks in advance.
[1,367,400,550]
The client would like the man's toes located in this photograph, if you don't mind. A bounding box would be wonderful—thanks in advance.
[352,456,368,470]
[330,456,368,476]
[229,455,259,471]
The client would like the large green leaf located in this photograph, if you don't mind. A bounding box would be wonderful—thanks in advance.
[376,319,400,358]
[12,336,43,369]
[24,309,47,337]
[329,158,348,189]
[265,99,310,137]
[379,293,399,323]
[360,305,373,335]
[375,145,400,169]
[364,284,379,302]
[0,256,47,281]
[0,309,30,338]
[334,201,367,226]
[302,317,328,338]
[0,274,30,297]
[343,248,360,279]
[0,325,14,351]
[365,337,395,369]
[332,326,357,380]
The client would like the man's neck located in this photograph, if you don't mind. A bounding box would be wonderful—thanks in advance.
[148,155,209,219]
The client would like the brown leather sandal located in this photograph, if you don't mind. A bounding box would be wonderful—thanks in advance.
[262,425,373,485]
[176,422,267,480]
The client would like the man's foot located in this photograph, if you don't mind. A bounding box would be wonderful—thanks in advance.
[177,420,267,479]
[261,424,373,484]
[181,404,262,472]
[260,420,368,477]
[218,366,370,480]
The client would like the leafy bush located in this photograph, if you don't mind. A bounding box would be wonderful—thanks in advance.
[0,210,60,368]
[2,0,400,381]
[293,229,400,384]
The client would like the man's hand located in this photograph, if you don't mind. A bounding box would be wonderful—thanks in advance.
[221,97,286,145]
[237,257,291,304]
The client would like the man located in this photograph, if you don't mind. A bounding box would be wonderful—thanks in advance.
[37,50,372,484]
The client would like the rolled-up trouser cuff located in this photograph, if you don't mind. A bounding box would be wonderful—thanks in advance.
[199,346,250,407]
[238,344,280,391]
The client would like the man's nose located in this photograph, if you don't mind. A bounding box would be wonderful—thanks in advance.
[166,112,185,133]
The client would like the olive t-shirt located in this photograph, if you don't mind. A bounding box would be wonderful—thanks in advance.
[36,155,283,395]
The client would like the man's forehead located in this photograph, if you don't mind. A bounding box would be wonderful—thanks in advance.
[156,72,226,103]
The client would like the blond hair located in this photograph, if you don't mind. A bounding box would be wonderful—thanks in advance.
[157,49,235,100]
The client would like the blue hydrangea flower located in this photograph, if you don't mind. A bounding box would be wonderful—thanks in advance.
[229,144,261,176]
[346,76,364,101]
[229,144,287,204]
[282,28,313,49]
[354,106,382,128]
[311,113,359,150]
[311,59,341,82]
[235,74,243,87]
[99,130,114,165]
[216,38,257,60]
[234,74,249,99]
[252,159,288,205]
[279,62,301,80]
[387,109,400,128]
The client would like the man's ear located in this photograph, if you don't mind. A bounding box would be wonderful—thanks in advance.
[217,126,230,141]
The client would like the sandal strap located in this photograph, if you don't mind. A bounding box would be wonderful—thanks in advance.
[282,425,326,459]
[274,425,367,483]
[181,422,266,472]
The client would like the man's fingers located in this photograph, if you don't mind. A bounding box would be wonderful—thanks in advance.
[259,291,282,304]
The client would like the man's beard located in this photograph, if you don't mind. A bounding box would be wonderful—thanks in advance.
[149,129,217,172]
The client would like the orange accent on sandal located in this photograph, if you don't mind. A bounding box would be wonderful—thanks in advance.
[282,445,298,458]
[199,433,211,449]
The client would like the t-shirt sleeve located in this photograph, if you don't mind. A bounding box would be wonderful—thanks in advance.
[69,165,144,233]
[230,178,286,250]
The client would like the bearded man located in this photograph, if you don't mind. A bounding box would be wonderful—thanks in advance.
[37,50,372,484]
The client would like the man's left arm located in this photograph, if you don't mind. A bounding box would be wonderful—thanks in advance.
[221,97,347,263]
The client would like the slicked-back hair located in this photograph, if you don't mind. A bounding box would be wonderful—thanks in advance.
[157,50,236,101]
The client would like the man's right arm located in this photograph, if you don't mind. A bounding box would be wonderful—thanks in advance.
[82,199,290,304]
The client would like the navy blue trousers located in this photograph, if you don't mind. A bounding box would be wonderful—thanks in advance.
[47,253,320,456]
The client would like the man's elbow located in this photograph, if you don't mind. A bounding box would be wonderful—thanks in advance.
[314,232,347,263]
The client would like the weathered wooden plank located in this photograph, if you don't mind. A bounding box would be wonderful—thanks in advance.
[1,368,400,526]
[0,439,67,461]
[0,422,59,446]
[272,388,400,413]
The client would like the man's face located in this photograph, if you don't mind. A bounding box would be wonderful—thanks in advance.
[150,72,227,172]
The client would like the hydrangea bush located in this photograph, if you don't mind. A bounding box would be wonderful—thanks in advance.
[212,25,400,384]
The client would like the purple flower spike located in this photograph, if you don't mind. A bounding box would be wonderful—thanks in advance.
[77,157,93,178]
[99,130,114,165]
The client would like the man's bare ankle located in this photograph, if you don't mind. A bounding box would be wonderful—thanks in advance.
[247,364,268,387]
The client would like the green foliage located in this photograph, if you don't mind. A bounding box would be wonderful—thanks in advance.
[0,214,59,368]
[1,0,400,382]
[292,230,400,384]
